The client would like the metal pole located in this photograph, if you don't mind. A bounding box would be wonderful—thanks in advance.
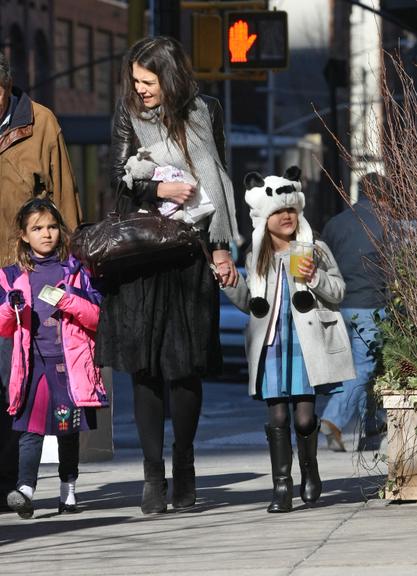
[225,79,232,172]
[266,0,279,173]
[128,0,146,46]
[266,70,274,174]
[155,0,181,39]
[148,0,155,36]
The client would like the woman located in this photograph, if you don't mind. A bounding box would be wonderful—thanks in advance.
[95,36,239,514]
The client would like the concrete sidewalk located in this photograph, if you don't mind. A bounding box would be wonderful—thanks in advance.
[1,381,416,576]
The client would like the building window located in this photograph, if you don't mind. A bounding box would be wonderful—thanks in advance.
[76,25,94,92]
[96,30,112,114]
[9,24,27,90]
[55,19,73,89]
[34,30,51,106]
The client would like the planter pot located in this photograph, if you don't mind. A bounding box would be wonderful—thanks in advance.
[382,390,417,500]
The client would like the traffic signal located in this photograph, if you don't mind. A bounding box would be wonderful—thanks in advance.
[225,11,288,71]
[192,13,223,71]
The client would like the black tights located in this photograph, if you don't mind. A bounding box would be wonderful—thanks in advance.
[266,395,316,436]
[132,375,202,463]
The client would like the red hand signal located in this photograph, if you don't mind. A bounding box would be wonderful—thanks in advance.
[228,20,257,63]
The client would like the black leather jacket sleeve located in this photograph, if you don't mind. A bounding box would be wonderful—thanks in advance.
[110,95,228,204]
[110,99,159,206]
[200,95,227,169]
[201,96,230,251]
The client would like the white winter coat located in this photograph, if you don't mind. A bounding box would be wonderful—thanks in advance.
[224,240,356,396]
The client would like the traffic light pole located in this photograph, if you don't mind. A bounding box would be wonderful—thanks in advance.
[181,1,266,8]
[128,0,146,46]
[155,0,181,38]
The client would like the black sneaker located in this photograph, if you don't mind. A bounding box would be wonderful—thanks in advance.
[58,499,77,514]
[7,490,34,519]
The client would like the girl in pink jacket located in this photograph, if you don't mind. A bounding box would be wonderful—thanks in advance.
[0,198,108,519]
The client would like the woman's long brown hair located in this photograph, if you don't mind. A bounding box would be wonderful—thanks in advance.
[121,36,198,170]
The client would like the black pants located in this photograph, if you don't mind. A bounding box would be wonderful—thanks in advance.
[0,337,18,497]
[132,374,202,463]
[18,432,79,489]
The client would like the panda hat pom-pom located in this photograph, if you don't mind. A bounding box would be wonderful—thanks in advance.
[244,166,314,316]
[249,297,270,318]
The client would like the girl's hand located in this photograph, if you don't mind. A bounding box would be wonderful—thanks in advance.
[212,250,238,288]
[8,290,25,311]
[157,182,196,204]
[297,256,316,283]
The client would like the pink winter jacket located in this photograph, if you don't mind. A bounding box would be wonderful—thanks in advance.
[0,255,108,416]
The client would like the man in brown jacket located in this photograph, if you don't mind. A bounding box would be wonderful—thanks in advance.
[0,51,82,510]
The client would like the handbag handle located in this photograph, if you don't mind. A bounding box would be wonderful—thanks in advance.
[113,179,160,216]
[113,180,129,214]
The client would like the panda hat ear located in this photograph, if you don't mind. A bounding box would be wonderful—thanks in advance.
[283,166,302,182]
[244,172,264,190]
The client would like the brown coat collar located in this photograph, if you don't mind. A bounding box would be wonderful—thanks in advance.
[0,89,33,154]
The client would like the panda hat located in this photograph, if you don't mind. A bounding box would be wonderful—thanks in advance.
[244,166,313,317]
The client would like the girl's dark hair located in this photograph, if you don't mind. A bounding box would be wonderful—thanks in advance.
[14,198,70,271]
[256,216,300,278]
[256,224,275,278]
[121,36,198,168]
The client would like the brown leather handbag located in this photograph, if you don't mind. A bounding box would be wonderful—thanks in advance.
[70,199,201,276]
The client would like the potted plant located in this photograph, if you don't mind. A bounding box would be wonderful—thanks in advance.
[319,52,417,500]
[371,309,417,500]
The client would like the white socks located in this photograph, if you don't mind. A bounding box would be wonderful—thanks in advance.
[18,485,34,500]
[60,481,76,505]
[17,483,77,506]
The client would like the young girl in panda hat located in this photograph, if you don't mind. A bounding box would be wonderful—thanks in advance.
[224,167,355,513]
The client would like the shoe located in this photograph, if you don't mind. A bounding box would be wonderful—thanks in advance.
[141,460,168,515]
[264,424,293,513]
[59,481,77,514]
[7,490,34,519]
[320,419,346,452]
[58,499,78,514]
[172,444,196,509]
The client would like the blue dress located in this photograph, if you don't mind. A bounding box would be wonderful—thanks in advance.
[258,266,341,400]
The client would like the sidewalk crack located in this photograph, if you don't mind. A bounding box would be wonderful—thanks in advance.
[286,501,367,575]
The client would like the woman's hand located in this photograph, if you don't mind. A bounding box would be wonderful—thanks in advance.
[212,250,238,288]
[297,256,316,283]
[157,182,196,204]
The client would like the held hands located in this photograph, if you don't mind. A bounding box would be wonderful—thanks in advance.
[212,250,238,288]
[8,290,25,311]
[297,256,316,283]
[157,182,196,205]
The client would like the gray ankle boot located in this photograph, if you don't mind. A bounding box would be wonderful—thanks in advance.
[141,460,168,514]
[172,444,196,509]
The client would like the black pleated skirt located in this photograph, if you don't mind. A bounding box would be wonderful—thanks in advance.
[95,249,222,381]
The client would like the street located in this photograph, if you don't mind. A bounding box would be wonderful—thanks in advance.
[1,376,416,575]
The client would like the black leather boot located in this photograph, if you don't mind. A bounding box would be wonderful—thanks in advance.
[172,444,196,509]
[296,420,322,504]
[141,460,168,514]
[264,424,293,513]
